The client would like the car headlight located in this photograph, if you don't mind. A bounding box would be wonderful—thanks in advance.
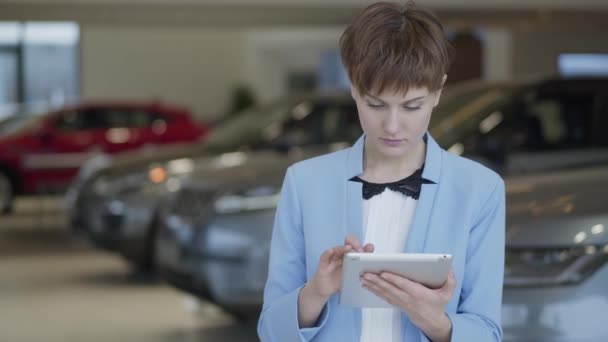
[214,185,280,214]
[505,244,608,287]
[91,158,197,197]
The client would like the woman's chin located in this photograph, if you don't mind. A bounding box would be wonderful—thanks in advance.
[377,144,411,159]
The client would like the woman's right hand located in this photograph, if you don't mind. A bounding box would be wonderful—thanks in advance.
[309,234,375,298]
[298,234,374,327]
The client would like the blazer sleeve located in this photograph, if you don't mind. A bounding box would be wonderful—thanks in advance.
[426,178,506,342]
[257,166,331,341]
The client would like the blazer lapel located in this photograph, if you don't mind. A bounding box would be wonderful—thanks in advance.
[404,133,443,253]
[344,135,365,242]
[344,135,365,336]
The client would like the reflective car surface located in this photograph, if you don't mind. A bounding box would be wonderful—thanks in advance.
[502,166,608,342]
[160,160,608,338]
[74,81,516,268]
[71,92,361,268]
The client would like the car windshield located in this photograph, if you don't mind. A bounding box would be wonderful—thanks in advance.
[0,113,45,136]
[430,82,516,146]
[203,96,320,152]
[202,83,515,153]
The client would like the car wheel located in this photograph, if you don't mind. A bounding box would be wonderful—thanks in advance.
[0,171,14,215]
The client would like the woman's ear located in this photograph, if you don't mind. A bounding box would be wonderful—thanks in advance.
[350,85,358,100]
[433,74,448,107]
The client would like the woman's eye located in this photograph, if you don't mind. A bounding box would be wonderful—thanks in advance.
[367,103,384,108]
[404,106,421,111]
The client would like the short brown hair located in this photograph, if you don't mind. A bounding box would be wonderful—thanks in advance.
[340,1,452,95]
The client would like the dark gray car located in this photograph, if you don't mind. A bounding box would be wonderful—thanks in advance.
[154,76,608,336]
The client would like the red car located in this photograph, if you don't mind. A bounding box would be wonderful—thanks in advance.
[0,101,210,213]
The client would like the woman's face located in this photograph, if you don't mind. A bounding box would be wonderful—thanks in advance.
[351,84,443,161]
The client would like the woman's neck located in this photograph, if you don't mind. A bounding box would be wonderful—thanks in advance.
[361,139,426,183]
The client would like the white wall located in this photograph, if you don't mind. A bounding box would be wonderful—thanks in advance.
[482,28,512,81]
[79,24,608,124]
[511,30,608,78]
[242,27,344,102]
[80,26,346,120]
[11,0,608,10]
[81,26,246,121]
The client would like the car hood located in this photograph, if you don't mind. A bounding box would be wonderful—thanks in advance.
[99,142,210,176]
[178,144,348,190]
[505,165,608,248]
[181,149,608,249]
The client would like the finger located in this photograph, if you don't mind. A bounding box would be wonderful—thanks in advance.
[379,272,422,293]
[319,247,335,266]
[361,278,386,299]
[361,273,405,306]
[363,243,375,253]
[439,269,457,297]
[344,234,363,252]
[331,245,352,262]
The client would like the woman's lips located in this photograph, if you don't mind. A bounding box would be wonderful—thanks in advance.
[380,138,405,147]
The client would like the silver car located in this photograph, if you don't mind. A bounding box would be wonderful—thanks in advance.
[502,165,608,341]
[158,159,608,338]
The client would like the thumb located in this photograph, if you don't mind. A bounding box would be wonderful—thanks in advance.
[440,269,457,297]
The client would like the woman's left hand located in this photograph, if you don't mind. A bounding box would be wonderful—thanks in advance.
[361,269,456,341]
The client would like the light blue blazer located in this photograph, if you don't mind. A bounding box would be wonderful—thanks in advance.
[258,134,505,342]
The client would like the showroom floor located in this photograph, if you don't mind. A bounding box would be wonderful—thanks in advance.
[0,196,258,342]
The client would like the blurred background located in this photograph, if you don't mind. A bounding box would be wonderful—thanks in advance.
[1,0,607,341]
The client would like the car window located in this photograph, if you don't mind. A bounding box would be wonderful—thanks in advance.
[204,99,294,151]
[0,114,43,135]
[506,89,596,151]
[103,109,155,128]
[267,101,327,146]
[457,87,600,167]
[203,97,355,152]
[56,109,115,131]
[430,84,514,150]
[592,92,608,146]
[271,102,361,147]
[533,91,594,148]
[329,103,362,143]
[55,110,86,131]
[56,108,159,131]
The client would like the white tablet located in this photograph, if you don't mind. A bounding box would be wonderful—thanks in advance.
[339,253,452,308]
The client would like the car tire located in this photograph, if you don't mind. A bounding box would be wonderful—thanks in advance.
[222,307,261,323]
[0,171,14,215]
[132,214,159,273]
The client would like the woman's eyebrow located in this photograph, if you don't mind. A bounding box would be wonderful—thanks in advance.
[365,93,427,104]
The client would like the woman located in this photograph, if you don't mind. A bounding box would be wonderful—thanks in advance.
[257,2,505,341]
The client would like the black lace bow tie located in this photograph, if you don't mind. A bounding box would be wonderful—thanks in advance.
[349,167,435,200]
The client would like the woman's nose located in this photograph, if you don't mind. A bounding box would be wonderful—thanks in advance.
[382,111,400,135]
